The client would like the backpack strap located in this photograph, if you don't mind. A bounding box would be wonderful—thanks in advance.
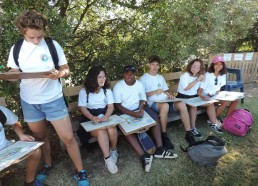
[12,37,59,71]
[13,38,24,71]
[45,37,59,70]
[0,109,7,125]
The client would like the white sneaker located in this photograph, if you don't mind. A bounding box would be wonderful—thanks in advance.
[105,157,118,174]
[110,150,118,164]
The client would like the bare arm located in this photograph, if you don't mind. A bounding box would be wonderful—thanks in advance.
[184,74,204,91]
[80,106,101,123]
[12,122,35,141]
[101,104,114,122]
[47,64,70,80]
[115,101,145,118]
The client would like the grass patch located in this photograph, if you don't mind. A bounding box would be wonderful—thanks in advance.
[1,85,258,186]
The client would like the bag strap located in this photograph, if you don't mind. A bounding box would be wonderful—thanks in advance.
[13,38,24,71]
[13,37,59,71]
[180,136,224,152]
[0,109,7,125]
[45,37,59,70]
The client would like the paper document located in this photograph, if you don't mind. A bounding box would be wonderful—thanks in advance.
[153,98,185,103]
[183,97,219,107]
[0,141,44,171]
[80,114,125,132]
[118,111,156,135]
[211,91,244,101]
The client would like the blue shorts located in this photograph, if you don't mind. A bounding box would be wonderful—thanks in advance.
[21,97,69,122]
[150,102,176,113]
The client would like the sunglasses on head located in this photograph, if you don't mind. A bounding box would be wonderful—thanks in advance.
[215,77,218,85]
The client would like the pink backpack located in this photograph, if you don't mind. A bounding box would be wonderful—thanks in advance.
[223,109,253,136]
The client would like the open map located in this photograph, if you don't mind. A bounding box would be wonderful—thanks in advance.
[0,141,44,171]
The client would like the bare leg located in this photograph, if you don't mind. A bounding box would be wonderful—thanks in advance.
[125,134,144,157]
[157,103,169,133]
[189,106,197,128]
[174,102,191,131]
[25,148,41,183]
[28,120,52,167]
[216,101,230,117]
[107,127,118,150]
[91,129,111,158]
[206,104,217,124]
[226,100,238,116]
[51,116,83,171]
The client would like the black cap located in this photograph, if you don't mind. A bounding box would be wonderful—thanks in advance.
[123,65,137,73]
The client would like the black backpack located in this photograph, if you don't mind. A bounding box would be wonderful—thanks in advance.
[0,109,7,125]
[13,37,59,71]
[12,37,68,107]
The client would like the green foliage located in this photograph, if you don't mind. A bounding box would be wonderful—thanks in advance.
[0,0,258,112]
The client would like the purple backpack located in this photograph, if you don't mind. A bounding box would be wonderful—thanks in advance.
[223,109,253,136]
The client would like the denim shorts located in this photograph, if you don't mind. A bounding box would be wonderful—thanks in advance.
[21,97,68,122]
[150,102,176,113]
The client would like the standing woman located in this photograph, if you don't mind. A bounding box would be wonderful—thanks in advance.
[77,65,118,174]
[7,11,89,186]
[198,55,238,133]
[177,59,220,136]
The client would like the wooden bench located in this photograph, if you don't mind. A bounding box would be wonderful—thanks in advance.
[62,71,206,146]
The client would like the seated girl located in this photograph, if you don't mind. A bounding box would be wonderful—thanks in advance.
[177,59,222,136]
[77,65,118,174]
[198,55,238,133]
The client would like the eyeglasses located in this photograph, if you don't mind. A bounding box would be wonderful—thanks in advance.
[215,77,218,85]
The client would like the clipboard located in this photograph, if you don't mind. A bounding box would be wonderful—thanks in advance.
[211,91,244,101]
[118,111,156,135]
[0,71,52,80]
[153,98,185,103]
[0,141,44,171]
[182,97,219,107]
[80,114,125,132]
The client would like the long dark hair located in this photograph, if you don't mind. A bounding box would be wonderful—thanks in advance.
[208,63,227,75]
[184,58,205,76]
[83,65,110,93]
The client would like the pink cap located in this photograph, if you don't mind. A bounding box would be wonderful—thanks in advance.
[212,55,225,64]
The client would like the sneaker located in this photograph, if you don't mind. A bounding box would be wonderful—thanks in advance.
[190,128,202,138]
[154,147,178,159]
[110,149,118,164]
[74,170,90,186]
[185,132,196,146]
[36,164,52,182]
[162,134,174,150]
[141,154,153,172]
[24,179,49,186]
[105,156,118,174]
[210,124,223,134]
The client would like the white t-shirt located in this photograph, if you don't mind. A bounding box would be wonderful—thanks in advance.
[139,73,168,107]
[113,80,146,111]
[0,106,18,150]
[7,38,68,104]
[200,72,226,95]
[178,72,201,96]
[78,88,114,109]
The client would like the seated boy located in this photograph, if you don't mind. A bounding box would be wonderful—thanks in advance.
[0,106,46,186]
[113,65,178,173]
[139,55,196,149]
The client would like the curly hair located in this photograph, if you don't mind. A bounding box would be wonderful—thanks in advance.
[148,55,162,64]
[83,65,110,93]
[15,10,48,34]
[208,63,227,75]
[184,59,205,76]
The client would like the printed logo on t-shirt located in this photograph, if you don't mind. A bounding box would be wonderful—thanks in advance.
[158,83,161,87]
[40,54,49,62]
